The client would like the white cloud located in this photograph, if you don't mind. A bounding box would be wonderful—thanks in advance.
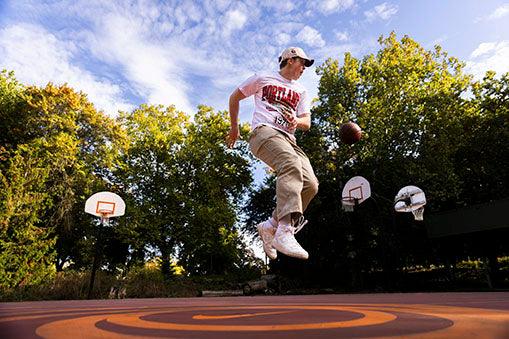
[82,12,195,114]
[212,0,231,12]
[0,0,360,114]
[181,1,202,22]
[0,23,133,115]
[471,42,498,58]
[275,32,292,45]
[475,4,509,22]
[313,0,355,14]
[261,1,295,14]
[427,35,448,49]
[335,30,349,42]
[466,41,509,79]
[364,2,398,22]
[223,9,248,37]
[487,4,509,20]
[296,26,326,48]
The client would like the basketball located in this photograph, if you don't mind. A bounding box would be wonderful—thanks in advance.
[339,122,362,144]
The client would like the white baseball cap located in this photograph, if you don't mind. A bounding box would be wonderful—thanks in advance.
[278,47,314,67]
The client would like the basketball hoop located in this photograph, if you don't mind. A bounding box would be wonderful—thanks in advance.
[341,176,371,212]
[412,206,424,221]
[96,201,115,223]
[394,185,426,221]
[342,197,358,212]
[97,209,113,223]
[84,191,125,300]
[85,192,125,223]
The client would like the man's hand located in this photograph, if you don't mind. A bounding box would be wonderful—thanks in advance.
[285,115,299,131]
[227,126,240,148]
[284,114,310,131]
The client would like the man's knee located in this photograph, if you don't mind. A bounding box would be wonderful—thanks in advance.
[306,177,319,197]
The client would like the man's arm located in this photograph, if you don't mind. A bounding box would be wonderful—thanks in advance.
[287,114,311,131]
[227,88,247,148]
[296,114,311,131]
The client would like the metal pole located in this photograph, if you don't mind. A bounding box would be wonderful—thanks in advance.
[87,217,107,299]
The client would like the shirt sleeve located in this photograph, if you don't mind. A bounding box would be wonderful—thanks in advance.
[238,74,261,97]
[296,89,311,117]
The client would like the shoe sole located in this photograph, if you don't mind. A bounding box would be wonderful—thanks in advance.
[272,240,309,260]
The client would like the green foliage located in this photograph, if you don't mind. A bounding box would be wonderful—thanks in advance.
[0,71,127,288]
[123,266,202,298]
[0,266,266,301]
[1,70,258,292]
[117,104,255,277]
[247,33,509,289]
[0,146,56,288]
[0,72,56,288]
[2,30,507,295]
[456,72,509,204]
[307,32,504,275]
[312,33,474,210]
[178,106,254,275]
[0,70,25,155]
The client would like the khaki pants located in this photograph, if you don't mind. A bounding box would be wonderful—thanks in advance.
[249,125,319,222]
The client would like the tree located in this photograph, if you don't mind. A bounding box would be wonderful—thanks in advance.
[177,106,253,275]
[0,71,57,288]
[117,104,254,277]
[0,145,55,288]
[309,33,478,281]
[456,71,509,205]
[0,71,127,288]
[117,104,190,277]
[247,33,502,288]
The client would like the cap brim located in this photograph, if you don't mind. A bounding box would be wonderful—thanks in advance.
[304,59,314,67]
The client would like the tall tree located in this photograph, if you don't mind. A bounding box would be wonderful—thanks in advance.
[308,33,475,281]
[177,106,253,275]
[0,71,127,288]
[456,71,509,205]
[118,105,254,277]
[247,33,501,287]
[0,144,55,288]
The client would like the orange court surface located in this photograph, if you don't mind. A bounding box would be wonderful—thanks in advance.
[1,292,509,338]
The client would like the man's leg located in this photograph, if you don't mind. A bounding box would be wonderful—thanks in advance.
[249,126,309,259]
[269,141,318,225]
[295,146,319,212]
[249,126,304,219]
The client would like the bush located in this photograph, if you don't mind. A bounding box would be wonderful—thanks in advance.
[123,267,200,298]
[0,265,266,301]
[0,270,116,301]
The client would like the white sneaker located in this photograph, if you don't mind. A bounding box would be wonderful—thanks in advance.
[272,224,309,260]
[257,220,277,260]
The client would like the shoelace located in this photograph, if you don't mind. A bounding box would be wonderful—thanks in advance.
[293,215,308,234]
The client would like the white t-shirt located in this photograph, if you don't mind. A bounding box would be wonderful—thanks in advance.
[238,72,311,139]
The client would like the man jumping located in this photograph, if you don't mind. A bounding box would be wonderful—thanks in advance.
[227,47,319,260]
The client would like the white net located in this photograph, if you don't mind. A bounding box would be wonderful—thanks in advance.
[412,207,424,221]
[342,198,356,212]
[98,209,113,224]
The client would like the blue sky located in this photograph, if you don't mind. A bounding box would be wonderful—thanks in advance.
[1,0,508,120]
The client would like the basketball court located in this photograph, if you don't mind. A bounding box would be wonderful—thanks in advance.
[1,292,508,338]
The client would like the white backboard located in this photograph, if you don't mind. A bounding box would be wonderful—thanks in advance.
[342,176,371,207]
[85,191,125,218]
[394,185,426,212]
